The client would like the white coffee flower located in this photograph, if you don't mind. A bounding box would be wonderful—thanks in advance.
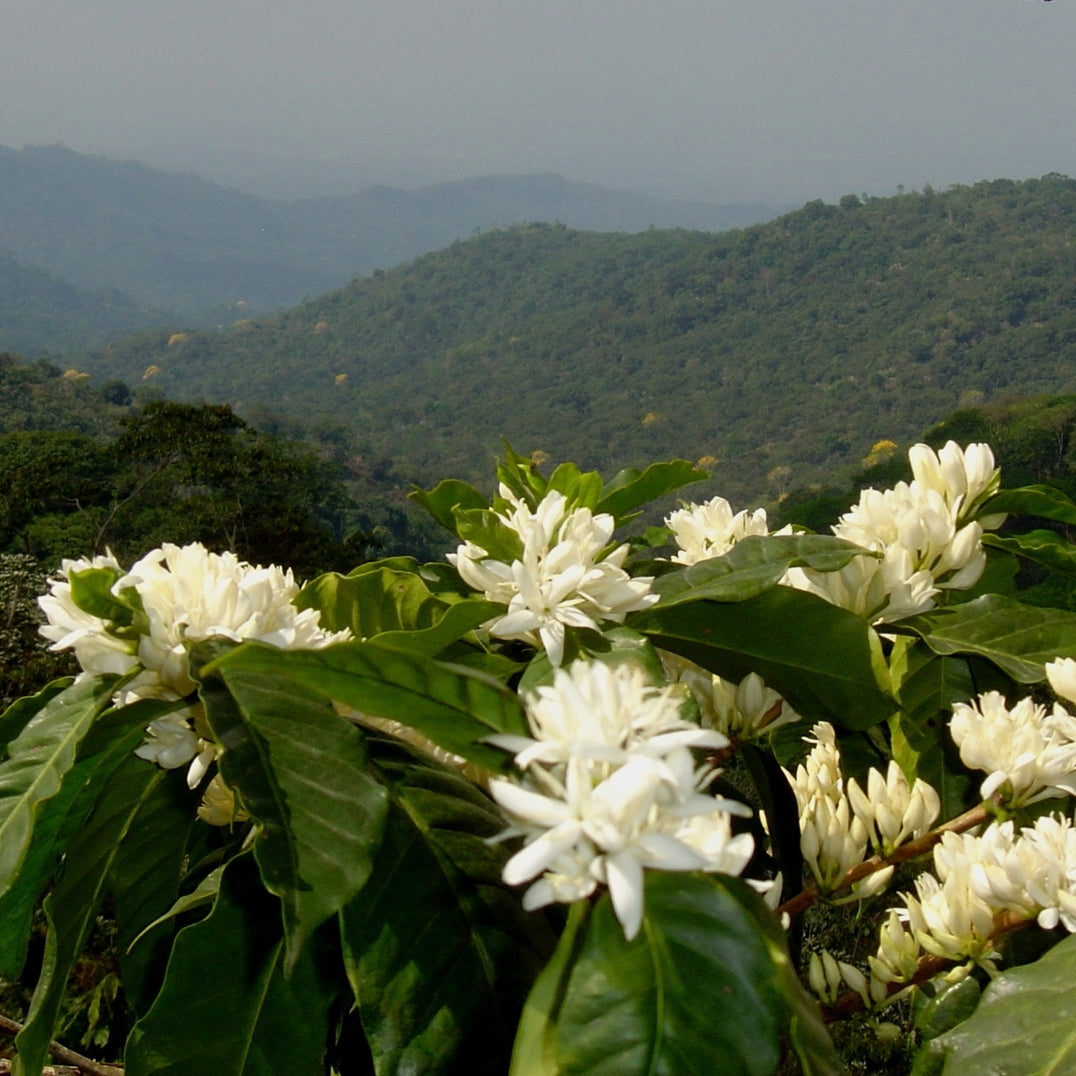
[665,496,774,565]
[847,761,941,856]
[120,542,346,698]
[950,690,1076,807]
[450,487,656,666]
[660,653,801,741]
[907,441,1002,525]
[784,442,996,624]
[1046,657,1076,708]
[489,660,754,940]
[785,722,880,894]
[41,543,349,785]
[38,553,140,678]
[900,842,997,966]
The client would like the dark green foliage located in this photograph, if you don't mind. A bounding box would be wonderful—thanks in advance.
[74,175,1076,507]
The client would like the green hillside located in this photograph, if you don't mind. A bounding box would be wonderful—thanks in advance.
[79,175,1076,504]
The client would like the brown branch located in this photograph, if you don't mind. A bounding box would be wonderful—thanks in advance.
[0,1013,123,1076]
[820,909,1030,1022]
[778,803,991,919]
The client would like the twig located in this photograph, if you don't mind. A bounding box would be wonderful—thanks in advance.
[820,909,1029,1022]
[0,1014,123,1076]
[777,803,991,919]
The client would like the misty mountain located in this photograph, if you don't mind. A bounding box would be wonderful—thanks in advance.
[78,175,1076,505]
[0,144,777,330]
[0,250,167,355]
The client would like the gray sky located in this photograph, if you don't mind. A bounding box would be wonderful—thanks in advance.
[2,0,1073,203]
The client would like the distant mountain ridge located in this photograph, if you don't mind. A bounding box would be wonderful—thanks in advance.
[78,175,1076,504]
[0,144,777,334]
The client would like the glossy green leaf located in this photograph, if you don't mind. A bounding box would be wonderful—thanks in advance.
[596,460,709,522]
[983,529,1076,576]
[512,872,841,1076]
[125,855,338,1076]
[650,535,871,607]
[917,933,1076,1075]
[409,478,488,534]
[981,484,1076,527]
[901,594,1076,683]
[202,665,389,968]
[0,697,178,979]
[888,644,978,819]
[67,563,137,624]
[912,975,981,1042]
[108,767,204,1014]
[294,562,500,653]
[547,461,604,508]
[206,639,527,771]
[633,588,893,729]
[340,734,555,1076]
[0,675,118,898]
[0,678,72,758]
[454,506,525,562]
[517,626,669,697]
[14,752,162,1076]
[373,598,504,655]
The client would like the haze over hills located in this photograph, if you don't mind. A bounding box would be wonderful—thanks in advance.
[0,144,777,335]
[77,174,1076,506]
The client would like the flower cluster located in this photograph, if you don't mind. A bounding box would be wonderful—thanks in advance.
[665,495,777,565]
[950,690,1076,807]
[487,660,756,940]
[786,723,938,897]
[785,441,1002,623]
[863,814,1076,1006]
[661,652,801,742]
[449,487,656,665]
[40,543,348,789]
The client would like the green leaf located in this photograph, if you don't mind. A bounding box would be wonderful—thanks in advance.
[517,626,669,697]
[900,594,1076,683]
[454,506,525,562]
[496,442,549,506]
[201,664,389,968]
[0,678,72,758]
[596,460,709,522]
[547,461,604,509]
[651,535,871,607]
[0,697,178,979]
[372,598,504,656]
[68,564,141,628]
[981,484,1076,527]
[633,588,893,730]
[984,529,1076,576]
[108,767,204,1014]
[125,855,338,1076]
[295,563,500,651]
[0,675,118,899]
[512,873,841,1076]
[912,975,981,1042]
[340,734,555,1076]
[889,647,978,820]
[409,478,489,534]
[206,640,527,771]
[13,751,163,1076]
[917,932,1076,1075]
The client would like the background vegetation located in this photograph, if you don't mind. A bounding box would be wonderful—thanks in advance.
[72,174,1076,505]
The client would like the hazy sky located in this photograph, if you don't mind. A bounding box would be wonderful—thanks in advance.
[2,0,1072,203]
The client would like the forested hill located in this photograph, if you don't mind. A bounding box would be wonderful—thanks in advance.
[80,174,1076,503]
[0,144,772,326]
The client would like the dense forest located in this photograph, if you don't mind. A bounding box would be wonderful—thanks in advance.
[77,174,1076,505]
